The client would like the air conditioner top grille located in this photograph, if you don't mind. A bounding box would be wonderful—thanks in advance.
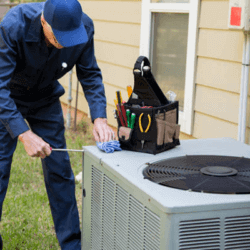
[143,155,250,194]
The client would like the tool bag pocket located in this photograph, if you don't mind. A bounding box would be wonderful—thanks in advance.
[156,107,181,144]
[117,105,156,153]
[118,126,133,144]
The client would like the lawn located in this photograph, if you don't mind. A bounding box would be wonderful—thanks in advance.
[0,118,96,249]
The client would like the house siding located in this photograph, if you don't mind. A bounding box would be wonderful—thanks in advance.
[193,0,244,140]
[0,0,10,22]
[59,0,141,127]
[59,0,247,142]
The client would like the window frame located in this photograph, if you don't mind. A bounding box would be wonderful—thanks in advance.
[140,0,200,135]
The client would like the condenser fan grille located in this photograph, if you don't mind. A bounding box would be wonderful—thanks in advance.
[143,155,250,194]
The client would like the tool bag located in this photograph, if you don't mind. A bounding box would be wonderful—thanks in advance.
[117,56,180,154]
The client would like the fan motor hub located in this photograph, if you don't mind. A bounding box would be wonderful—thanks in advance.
[200,166,238,177]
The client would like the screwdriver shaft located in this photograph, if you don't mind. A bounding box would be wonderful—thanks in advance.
[51,148,84,152]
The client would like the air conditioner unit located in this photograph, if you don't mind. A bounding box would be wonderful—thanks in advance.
[81,138,250,250]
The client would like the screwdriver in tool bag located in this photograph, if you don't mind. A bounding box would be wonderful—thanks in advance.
[130,113,136,129]
[116,91,127,126]
[127,85,133,98]
[126,109,131,128]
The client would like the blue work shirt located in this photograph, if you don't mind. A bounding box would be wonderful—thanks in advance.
[0,2,107,139]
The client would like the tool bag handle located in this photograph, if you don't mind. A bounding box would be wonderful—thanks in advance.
[134,56,151,71]
[130,56,169,106]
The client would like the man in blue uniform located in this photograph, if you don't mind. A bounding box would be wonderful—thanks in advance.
[0,0,114,249]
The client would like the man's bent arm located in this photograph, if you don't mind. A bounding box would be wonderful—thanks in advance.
[0,14,30,139]
[76,18,107,123]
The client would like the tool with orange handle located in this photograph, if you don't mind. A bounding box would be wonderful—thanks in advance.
[127,85,133,98]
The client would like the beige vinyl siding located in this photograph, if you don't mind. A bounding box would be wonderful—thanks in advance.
[199,0,230,30]
[193,0,244,140]
[198,30,244,62]
[194,84,239,123]
[0,4,8,22]
[193,112,238,138]
[196,57,241,93]
[59,0,141,127]
[245,97,250,143]
[81,1,141,24]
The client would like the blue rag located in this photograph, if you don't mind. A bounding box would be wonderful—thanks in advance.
[96,140,122,153]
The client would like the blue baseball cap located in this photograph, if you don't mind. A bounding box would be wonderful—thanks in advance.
[43,0,88,47]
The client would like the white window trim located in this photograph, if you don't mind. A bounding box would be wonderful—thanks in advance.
[140,0,200,135]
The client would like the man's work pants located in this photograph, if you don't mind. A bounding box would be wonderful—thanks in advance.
[0,100,81,250]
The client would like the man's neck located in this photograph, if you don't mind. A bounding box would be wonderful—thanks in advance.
[44,36,53,47]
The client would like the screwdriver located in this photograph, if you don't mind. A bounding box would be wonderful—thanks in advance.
[130,113,136,129]
[127,85,133,98]
[50,147,84,152]
[126,109,131,128]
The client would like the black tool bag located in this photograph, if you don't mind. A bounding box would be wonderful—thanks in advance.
[117,56,180,155]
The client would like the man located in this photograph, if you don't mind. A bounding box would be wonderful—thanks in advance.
[0,0,114,249]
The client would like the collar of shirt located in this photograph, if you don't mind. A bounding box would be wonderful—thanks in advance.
[24,11,55,56]
[25,12,43,44]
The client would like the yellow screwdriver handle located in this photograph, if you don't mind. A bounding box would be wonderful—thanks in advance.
[114,99,118,109]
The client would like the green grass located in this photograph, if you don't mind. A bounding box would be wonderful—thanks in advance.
[0,118,95,249]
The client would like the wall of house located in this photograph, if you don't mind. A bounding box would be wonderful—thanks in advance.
[193,0,245,141]
[59,0,141,127]
[0,0,9,22]
[60,0,246,142]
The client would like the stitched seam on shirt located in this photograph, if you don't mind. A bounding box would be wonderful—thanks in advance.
[0,119,7,126]
[0,119,14,138]
[5,123,14,138]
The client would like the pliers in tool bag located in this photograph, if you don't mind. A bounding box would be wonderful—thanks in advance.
[139,113,152,149]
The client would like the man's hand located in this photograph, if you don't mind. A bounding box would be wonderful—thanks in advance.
[18,130,51,159]
[93,118,115,142]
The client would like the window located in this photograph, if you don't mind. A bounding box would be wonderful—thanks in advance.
[140,0,200,134]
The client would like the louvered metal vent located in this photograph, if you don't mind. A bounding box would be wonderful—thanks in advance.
[179,218,221,249]
[91,166,160,250]
[225,215,250,249]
